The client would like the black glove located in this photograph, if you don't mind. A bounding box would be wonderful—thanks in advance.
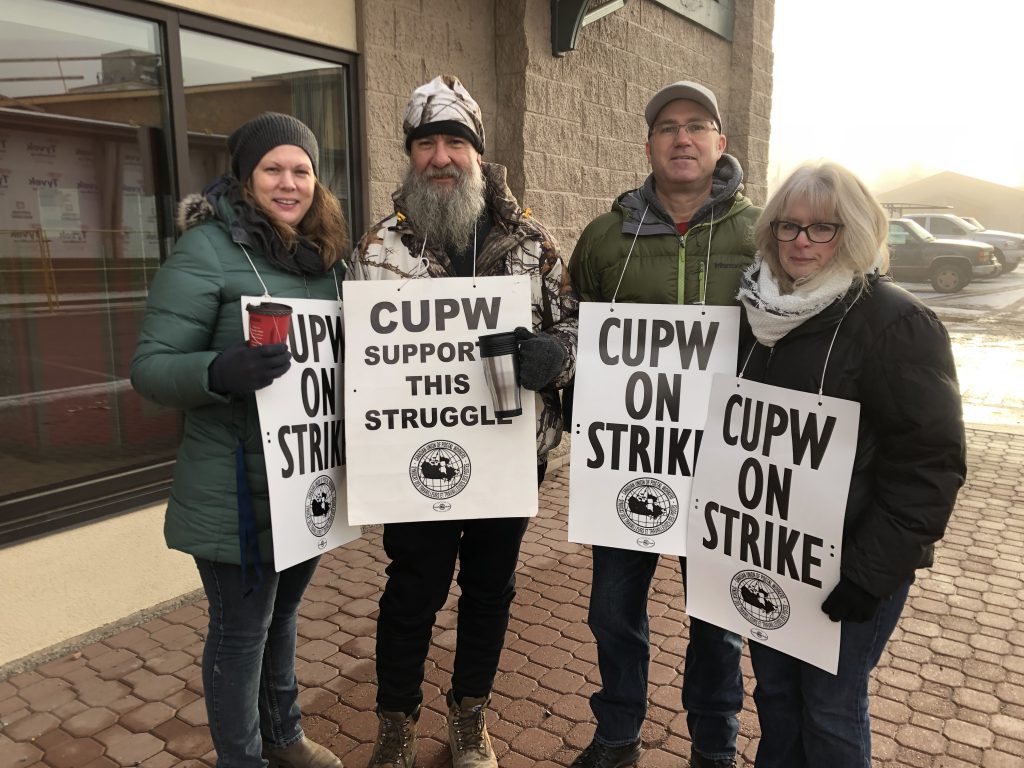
[208,341,291,395]
[514,327,567,391]
[822,576,881,623]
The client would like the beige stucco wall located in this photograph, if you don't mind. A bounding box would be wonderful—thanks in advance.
[155,0,358,52]
[0,505,200,669]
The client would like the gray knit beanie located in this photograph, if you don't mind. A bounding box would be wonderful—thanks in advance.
[227,112,320,183]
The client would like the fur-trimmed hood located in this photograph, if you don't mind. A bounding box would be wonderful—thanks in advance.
[175,174,238,235]
[176,192,219,233]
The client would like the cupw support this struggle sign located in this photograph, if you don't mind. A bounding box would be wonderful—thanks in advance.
[343,276,537,524]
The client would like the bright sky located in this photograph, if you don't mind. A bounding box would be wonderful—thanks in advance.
[769,0,1024,194]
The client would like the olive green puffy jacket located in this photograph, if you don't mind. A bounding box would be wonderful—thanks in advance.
[131,194,342,565]
[569,177,759,306]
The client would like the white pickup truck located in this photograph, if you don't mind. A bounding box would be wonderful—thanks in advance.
[903,213,1022,274]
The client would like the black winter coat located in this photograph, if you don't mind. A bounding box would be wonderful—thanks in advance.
[740,276,966,599]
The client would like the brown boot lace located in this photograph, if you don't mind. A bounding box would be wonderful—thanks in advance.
[370,708,418,768]
[451,704,487,754]
[447,693,495,768]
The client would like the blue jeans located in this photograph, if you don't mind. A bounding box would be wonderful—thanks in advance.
[587,546,743,761]
[748,579,912,768]
[195,556,321,767]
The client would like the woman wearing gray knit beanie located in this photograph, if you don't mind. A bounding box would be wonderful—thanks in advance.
[131,112,349,768]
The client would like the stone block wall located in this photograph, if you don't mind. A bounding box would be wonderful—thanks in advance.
[512,0,774,251]
[357,0,500,227]
[727,0,775,203]
[357,0,774,253]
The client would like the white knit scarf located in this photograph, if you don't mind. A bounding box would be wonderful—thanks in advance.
[738,257,856,347]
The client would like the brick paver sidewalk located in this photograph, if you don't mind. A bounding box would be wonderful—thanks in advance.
[1,426,1022,767]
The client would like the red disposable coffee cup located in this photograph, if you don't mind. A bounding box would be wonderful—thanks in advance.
[246,301,293,347]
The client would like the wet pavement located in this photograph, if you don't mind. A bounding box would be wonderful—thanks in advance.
[950,334,1024,430]
[2,421,1023,768]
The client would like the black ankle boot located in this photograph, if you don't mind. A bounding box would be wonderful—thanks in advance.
[569,738,641,768]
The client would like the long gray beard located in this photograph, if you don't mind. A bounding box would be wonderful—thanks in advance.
[402,162,486,253]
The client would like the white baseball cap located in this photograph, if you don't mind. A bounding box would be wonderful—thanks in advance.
[644,81,722,131]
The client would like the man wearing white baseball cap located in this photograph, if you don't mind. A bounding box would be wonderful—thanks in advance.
[567,80,759,768]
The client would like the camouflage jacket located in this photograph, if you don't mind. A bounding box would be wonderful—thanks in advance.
[349,162,578,460]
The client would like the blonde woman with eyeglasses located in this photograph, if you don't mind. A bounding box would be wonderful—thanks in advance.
[737,161,966,767]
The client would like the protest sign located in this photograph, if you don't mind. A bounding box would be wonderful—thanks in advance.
[568,302,740,554]
[245,296,361,571]
[686,374,860,673]
[343,276,537,524]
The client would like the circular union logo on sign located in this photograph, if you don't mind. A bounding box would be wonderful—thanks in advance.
[409,441,471,500]
[730,570,791,631]
[305,475,336,537]
[615,478,678,536]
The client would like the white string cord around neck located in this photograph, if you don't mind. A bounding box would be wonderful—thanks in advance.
[398,224,478,290]
[240,242,341,301]
[397,238,431,291]
[816,312,848,398]
[699,214,714,305]
[239,244,270,297]
[611,205,648,304]
[738,306,851,401]
[612,204,715,305]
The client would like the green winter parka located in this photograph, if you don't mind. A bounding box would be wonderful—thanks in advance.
[130,186,343,566]
[570,154,760,305]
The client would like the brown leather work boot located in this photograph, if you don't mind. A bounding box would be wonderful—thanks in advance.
[369,706,419,768]
[446,692,497,768]
[263,736,343,768]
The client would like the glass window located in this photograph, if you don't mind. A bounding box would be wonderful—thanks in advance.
[929,218,961,236]
[180,30,353,224]
[901,219,933,239]
[0,0,180,520]
[887,222,908,246]
[0,0,358,543]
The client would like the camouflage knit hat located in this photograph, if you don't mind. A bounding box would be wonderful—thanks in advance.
[403,75,485,154]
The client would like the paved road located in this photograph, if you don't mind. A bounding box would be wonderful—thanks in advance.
[904,270,1024,318]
